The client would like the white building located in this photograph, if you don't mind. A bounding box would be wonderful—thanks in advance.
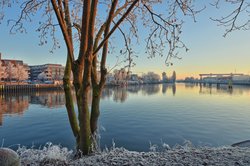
[29,64,64,82]
[233,75,250,84]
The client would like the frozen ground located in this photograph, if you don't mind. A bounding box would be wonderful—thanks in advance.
[16,142,250,166]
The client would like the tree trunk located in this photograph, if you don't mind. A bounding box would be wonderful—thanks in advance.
[77,88,92,155]
[90,86,101,134]
[63,56,80,148]
[90,86,101,151]
[77,55,93,155]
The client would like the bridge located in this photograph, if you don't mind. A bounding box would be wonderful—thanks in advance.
[198,73,245,88]
[199,73,244,80]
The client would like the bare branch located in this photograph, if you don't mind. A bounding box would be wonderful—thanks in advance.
[211,0,250,37]
[99,0,118,87]
[94,0,139,55]
[143,2,188,66]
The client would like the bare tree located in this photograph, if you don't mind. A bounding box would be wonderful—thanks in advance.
[16,64,29,83]
[211,0,250,36]
[0,0,200,155]
[0,61,7,82]
[38,72,48,82]
[5,62,17,83]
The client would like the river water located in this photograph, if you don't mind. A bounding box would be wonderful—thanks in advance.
[0,83,250,151]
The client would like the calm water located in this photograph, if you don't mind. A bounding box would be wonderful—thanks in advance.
[0,83,250,151]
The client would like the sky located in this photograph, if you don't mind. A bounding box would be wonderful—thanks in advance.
[0,1,249,79]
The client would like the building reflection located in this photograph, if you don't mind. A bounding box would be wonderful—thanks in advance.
[2,84,249,125]
[0,94,29,125]
[30,91,65,108]
[198,84,248,95]
[0,91,65,126]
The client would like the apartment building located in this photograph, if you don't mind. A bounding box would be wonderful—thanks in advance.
[29,64,65,81]
[0,53,30,81]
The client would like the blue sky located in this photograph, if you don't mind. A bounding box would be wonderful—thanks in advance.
[0,1,249,79]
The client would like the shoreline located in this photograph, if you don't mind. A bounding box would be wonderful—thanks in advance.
[16,144,250,166]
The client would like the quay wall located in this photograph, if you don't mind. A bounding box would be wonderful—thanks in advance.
[0,84,63,93]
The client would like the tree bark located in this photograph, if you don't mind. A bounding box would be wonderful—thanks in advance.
[77,85,92,155]
[90,86,101,134]
[78,56,93,155]
[63,56,80,148]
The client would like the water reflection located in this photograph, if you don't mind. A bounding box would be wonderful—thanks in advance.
[172,84,176,96]
[0,94,29,125]
[30,91,65,108]
[101,84,163,102]
[0,91,65,126]
[198,84,247,95]
[1,83,249,126]
[112,87,128,103]
[162,83,176,96]
[185,83,198,89]
[1,83,250,151]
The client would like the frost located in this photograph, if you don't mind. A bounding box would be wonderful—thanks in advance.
[13,143,250,166]
[16,143,73,165]
[149,142,158,152]
[162,143,171,150]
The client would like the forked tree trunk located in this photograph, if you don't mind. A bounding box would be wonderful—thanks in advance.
[53,0,138,156]
[64,58,93,155]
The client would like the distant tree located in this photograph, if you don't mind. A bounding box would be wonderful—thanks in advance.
[16,64,29,83]
[5,63,17,83]
[114,68,127,84]
[1,0,200,154]
[37,72,48,82]
[0,61,7,82]
[142,72,160,83]
[172,71,176,83]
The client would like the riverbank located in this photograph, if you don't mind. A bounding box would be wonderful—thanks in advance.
[17,144,250,166]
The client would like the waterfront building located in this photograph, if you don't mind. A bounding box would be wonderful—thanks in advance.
[232,75,250,84]
[127,73,141,85]
[130,74,139,82]
[29,64,65,82]
[106,73,115,84]
[0,53,30,82]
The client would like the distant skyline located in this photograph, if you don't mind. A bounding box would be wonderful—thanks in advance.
[0,2,250,79]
